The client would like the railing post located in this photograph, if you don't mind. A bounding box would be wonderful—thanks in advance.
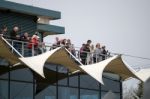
[96,54,98,63]
[78,50,80,60]
[22,42,24,56]
[32,44,34,56]
[11,40,14,53]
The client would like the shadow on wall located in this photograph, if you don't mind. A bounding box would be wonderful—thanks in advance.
[102,91,116,99]
[142,78,150,99]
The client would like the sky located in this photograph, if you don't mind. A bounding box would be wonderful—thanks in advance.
[6,0,150,95]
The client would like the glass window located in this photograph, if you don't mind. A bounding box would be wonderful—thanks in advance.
[43,68,57,85]
[80,74,99,89]
[0,80,8,99]
[10,68,33,82]
[58,76,68,86]
[80,89,99,99]
[69,74,78,87]
[57,66,68,86]
[35,85,56,99]
[101,77,120,92]
[101,92,108,98]
[0,58,9,79]
[103,73,120,80]
[114,93,121,99]
[0,70,8,79]
[0,58,9,66]
[101,91,120,99]
[58,87,78,99]
[10,81,33,99]
[45,63,57,72]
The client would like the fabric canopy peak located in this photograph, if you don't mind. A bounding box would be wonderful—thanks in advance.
[19,47,61,77]
[0,37,150,85]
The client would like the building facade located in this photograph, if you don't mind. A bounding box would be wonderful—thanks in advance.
[0,1,122,99]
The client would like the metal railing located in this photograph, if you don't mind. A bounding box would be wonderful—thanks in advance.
[6,39,46,57]
[5,38,111,65]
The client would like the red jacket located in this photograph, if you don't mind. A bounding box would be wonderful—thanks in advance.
[28,37,39,49]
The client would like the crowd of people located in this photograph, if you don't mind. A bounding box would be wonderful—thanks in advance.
[0,25,45,56]
[52,37,76,55]
[52,37,109,65]
[79,40,109,64]
[0,25,109,64]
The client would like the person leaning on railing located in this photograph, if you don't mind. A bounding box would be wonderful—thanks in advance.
[93,43,102,63]
[28,32,40,55]
[10,26,20,40]
[20,32,30,42]
[10,26,21,53]
[66,39,76,56]
[101,46,108,60]
[52,37,61,49]
[80,40,92,65]
[19,32,31,56]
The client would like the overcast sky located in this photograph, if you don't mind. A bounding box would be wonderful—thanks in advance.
[7,0,150,68]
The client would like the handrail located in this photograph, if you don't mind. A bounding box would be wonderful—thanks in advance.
[1,37,23,57]
[3,38,111,65]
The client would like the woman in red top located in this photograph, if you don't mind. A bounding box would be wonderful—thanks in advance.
[28,33,40,49]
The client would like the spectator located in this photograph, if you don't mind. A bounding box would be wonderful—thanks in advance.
[93,43,102,63]
[10,26,20,40]
[86,40,92,64]
[84,44,91,64]
[20,32,30,42]
[28,32,40,55]
[0,25,7,37]
[60,39,67,47]
[39,42,46,53]
[20,32,30,56]
[87,40,92,45]
[101,46,108,60]
[80,44,85,53]
[80,43,85,62]
[53,37,60,49]
[66,39,71,49]
[66,39,75,55]
[81,40,92,64]
[9,26,21,53]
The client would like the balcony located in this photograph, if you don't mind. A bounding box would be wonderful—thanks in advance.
[4,38,110,65]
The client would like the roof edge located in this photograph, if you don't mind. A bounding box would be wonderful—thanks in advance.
[0,0,61,20]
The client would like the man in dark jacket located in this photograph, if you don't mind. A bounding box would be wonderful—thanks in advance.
[81,40,92,64]
[101,46,108,60]
[10,26,21,54]
[0,25,7,37]
[10,26,19,39]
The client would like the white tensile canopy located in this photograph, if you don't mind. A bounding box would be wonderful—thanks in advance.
[19,47,61,77]
[0,37,150,84]
[19,47,83,78]
[79,55,142,84]
[19,48,150,84]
